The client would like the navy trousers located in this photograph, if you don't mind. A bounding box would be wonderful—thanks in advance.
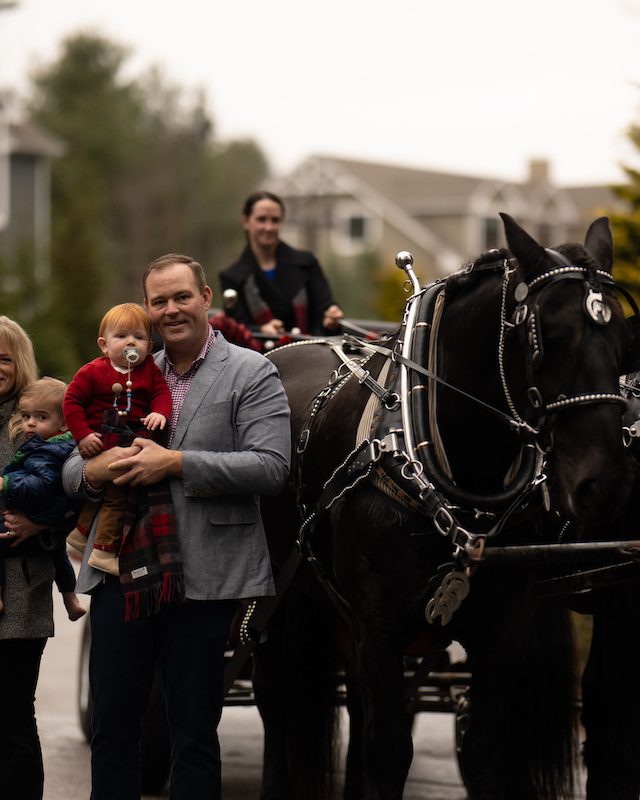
[89,576,237,800]
[0,637,46,800]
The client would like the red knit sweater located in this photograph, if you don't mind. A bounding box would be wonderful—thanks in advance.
[63,355,172,443]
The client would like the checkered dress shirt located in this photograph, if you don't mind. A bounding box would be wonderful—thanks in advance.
[163,327,216,446]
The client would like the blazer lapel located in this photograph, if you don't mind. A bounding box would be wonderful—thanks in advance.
[155,336,229,450]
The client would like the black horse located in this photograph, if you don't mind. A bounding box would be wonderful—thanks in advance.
[254,214,633,800]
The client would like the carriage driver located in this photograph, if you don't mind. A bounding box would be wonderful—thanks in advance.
[60,253,291,800]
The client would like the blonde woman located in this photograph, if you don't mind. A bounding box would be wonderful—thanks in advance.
[0,317,56,800]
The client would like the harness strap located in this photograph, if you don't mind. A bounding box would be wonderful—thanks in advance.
[296,378,349,516]
[223,545,303,697]
[356,359,392,446]
[367,342,519,428]
[330,338,399,408]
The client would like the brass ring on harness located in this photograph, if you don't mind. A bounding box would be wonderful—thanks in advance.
[384,392,400,411]
[401,459,424,481]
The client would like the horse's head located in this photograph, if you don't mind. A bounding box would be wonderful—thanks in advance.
[501,213,633,521]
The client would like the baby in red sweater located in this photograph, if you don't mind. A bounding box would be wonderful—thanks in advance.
[64,303,172,575]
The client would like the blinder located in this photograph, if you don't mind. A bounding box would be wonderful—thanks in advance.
[622,381,640,464]
[623,313,640,374]
[615,284,640,375]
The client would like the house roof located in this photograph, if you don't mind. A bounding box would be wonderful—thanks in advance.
[270,155,628,276]
[326,157,487,210]
[8,122,65,158]
[563,184,622,218]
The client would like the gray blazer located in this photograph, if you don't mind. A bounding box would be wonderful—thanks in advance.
[63,335,291,600]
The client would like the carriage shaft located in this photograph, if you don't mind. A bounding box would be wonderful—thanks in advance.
[481,539,640,565]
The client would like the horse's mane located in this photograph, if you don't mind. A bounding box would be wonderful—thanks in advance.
[445,241,602,304]
[444,247,509,300]
[553,241,600,270]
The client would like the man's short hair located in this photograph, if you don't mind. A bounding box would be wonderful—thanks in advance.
[143,254,206,299]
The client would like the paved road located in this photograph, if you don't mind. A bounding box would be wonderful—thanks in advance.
[36,590,586,800]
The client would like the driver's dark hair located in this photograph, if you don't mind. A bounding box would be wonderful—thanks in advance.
[242,191,285,218]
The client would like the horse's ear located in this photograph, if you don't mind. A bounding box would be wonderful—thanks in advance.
[499,213,547,277]
[584,217,613,273]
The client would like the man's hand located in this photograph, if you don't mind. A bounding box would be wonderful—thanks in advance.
[109,438,183,486]
[1,510,46,547]
[78,432,103,458]
[84,445,141,489]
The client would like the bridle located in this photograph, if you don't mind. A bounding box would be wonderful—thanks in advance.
[497,251,626,446]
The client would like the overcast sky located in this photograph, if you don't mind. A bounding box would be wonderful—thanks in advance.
[1,0,640,186]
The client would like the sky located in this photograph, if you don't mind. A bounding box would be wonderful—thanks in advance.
[1,0,640,186]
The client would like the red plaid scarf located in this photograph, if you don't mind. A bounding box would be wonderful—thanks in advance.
[119,480,185,621]
[101,410,185,620]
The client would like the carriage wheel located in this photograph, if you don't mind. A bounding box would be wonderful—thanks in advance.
[453,685,471,791]
[77,613,93,743]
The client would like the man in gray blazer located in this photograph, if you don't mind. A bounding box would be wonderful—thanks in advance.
[62,253,291,800]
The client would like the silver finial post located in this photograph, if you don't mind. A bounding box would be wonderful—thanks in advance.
[395,251,420,295]
[223,288,238,309]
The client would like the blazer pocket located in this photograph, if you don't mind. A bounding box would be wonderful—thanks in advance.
[198,398,232,416]
[207,503,260,526]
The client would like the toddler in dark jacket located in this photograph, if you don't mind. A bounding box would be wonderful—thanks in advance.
[0,377,85,620]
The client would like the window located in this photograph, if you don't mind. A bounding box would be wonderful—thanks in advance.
[537,223,552,247]
[349,216,366,240]
[484,217,500,250]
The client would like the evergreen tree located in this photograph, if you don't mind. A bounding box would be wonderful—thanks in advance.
[610,123,640,310]
[16,33,268,379]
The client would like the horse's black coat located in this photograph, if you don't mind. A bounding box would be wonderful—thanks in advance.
[256,215,633,800]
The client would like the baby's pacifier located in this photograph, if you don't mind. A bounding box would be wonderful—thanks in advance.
[122,347,140,364]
